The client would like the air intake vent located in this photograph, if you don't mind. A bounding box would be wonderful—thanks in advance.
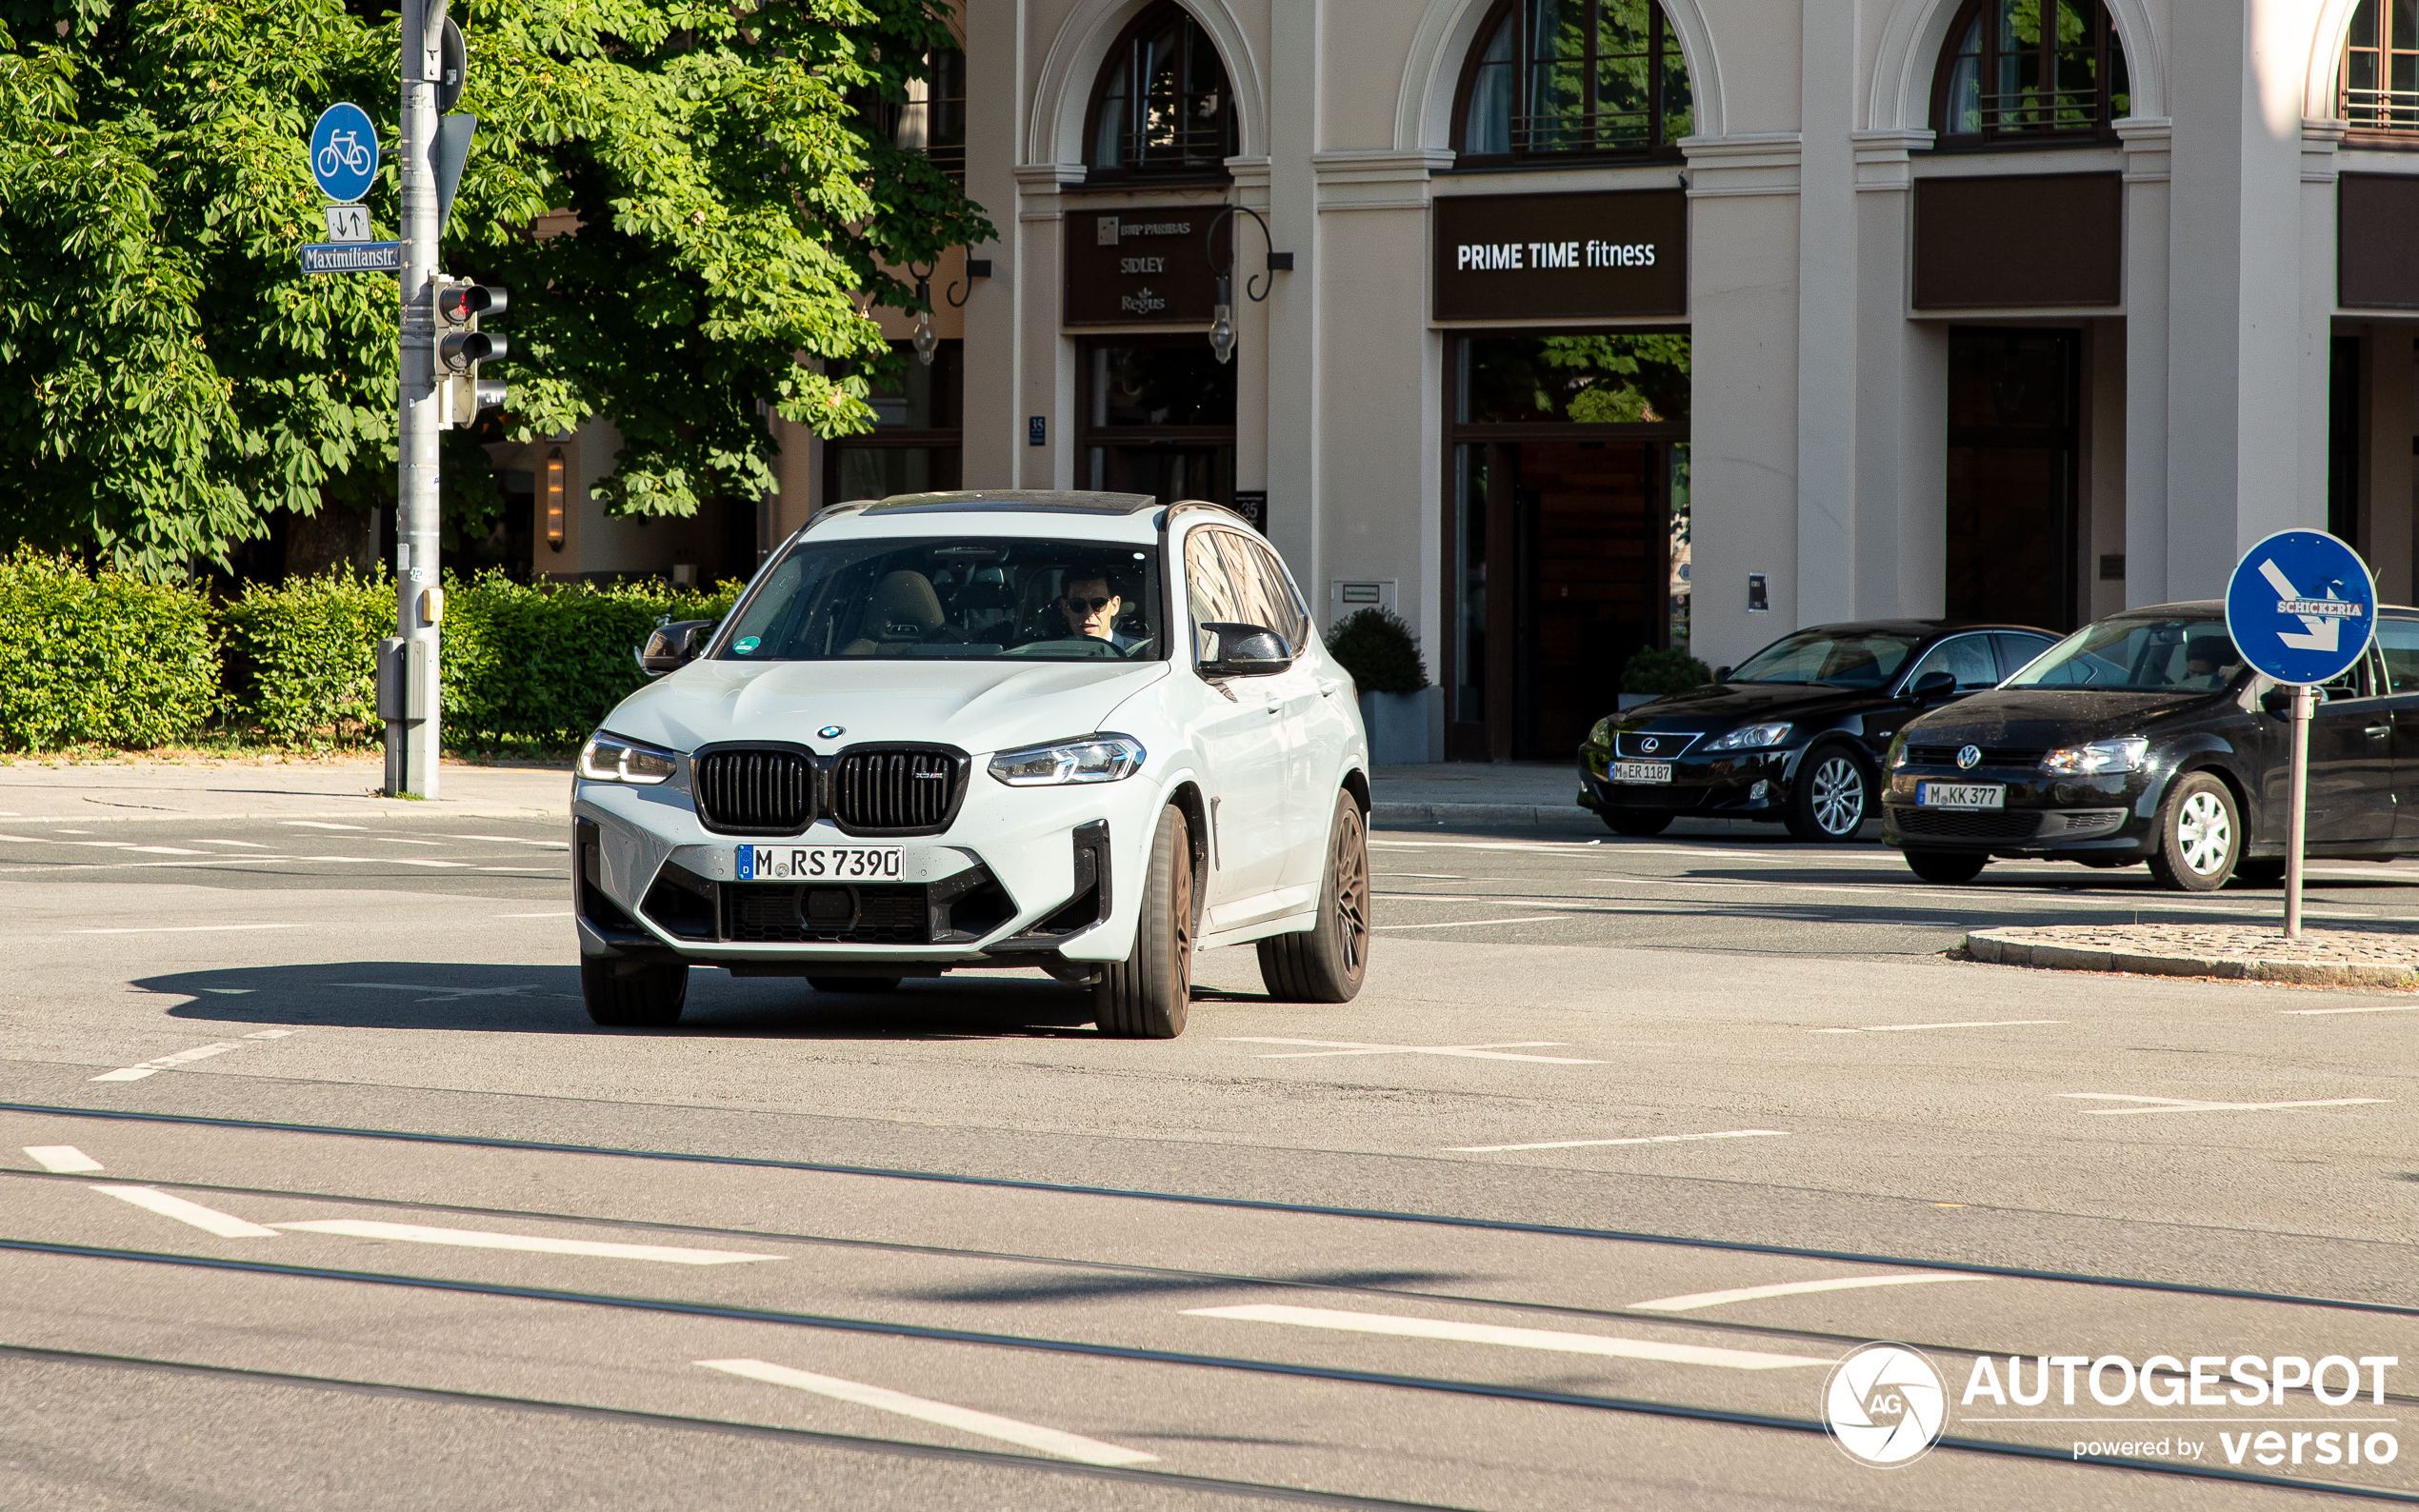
[693,747,815,835]
[830,747,967,835]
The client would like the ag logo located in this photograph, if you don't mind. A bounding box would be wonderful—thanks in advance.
[1956,745,1982,770]
[1824,1343,1947,1467]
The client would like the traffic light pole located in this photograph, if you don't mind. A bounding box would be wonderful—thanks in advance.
[388,0,447,799]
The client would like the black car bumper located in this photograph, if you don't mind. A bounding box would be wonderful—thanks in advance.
[1577,744,1794,818]
[1880,762,2161,858]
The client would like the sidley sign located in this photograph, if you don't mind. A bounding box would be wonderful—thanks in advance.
[1432,189,1687,322]
[1065,208,1222,327]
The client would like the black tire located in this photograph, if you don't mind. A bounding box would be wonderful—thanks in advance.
[581,958,688,1027]
[2230,858,2287,888]
[1904,849,1989,885]
[1601,808,1672,837]
[806,976,902,993]
[1258,792,1371,1004]
[1094,805,1194,1039]
[2146,772,2240,892]
[1785,743,1872,842]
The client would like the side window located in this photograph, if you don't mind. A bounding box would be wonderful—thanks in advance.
[2317,651,2375,702]
[2377,616,2419,695]
[1186,528,1287,663]
[1993,632,2055,681]
[1902,635,1999,690]
[1244,542,1310,652]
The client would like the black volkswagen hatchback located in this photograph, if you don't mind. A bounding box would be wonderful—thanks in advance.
[1883,601,2419,890]
[1578,620,2060,841]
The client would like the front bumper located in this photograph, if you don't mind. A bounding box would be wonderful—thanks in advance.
[572,766,1171,969]
[1575,742,1793,818]
[1879,762,2158,857]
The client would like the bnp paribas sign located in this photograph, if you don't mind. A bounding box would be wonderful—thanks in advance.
[1431,189,1686,322]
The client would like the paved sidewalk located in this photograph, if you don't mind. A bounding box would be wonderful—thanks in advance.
[1967,922,2419,988]
[0,758,567,825]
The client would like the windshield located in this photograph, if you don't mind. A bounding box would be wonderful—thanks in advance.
[716,537,1165,662]
[1727,628,1921,688]
[2005,617,2243,691]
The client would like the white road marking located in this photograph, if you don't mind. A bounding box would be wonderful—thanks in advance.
[1373,914,1578,931]
[1226,1037,1603,1064]
[477,866,562,874]
[243,1029,297,1039]
[2060,1093,2389,1116]
[125,846,208,856]
[273,1219,781,1264]
[283,820,366,830]
[194,839,273,847]
[501,911,573,918]
[68,924,306,936]
[697,1359,1157,1465]
[1629,1273,1989,1312]
[1184,1304,1830,1370]
[1449,1129,1788,1152]
[24,1145,102,1173]
[376,838,447,846]
[449,834,570,848]
[1811,1019,2064,1035]
[94,1185,277,1238]
[91,1043,242,1081]
[2284,1004,2419,1016]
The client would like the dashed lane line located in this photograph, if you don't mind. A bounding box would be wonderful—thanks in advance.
[1627,1274,1989,1312]
[2060,1093,2389,1116]
[1447,1129,1787,1152]
[1225,1037,1603,1064]
[23,1146,101,1173]
[1182,1304,1830,1370]
[90,1043,243,1081]
[282,821,365,830]
[68,925,306,937]
[91,1185,277,1238]
[1811,1020,2064,1035]
[2284,1004,2419,1016]
[697,1359,1158,1466]
[1371,914,1584,931]
[274,1220,782,1265]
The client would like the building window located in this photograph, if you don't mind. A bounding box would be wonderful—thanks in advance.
[2344,0,2419,136]
[1932,0,2131,144]
[1452,0,1694,166]
[1085,3,1238,183]
[1078,338,1236,509]
[825,341,963,506]
[856,48,966,183]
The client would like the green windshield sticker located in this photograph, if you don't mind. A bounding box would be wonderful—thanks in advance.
[734,636,761,654]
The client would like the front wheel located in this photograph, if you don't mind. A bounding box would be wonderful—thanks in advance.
[2146,772,2240,892]
[1094,805,1194,1038]
[1601,808,1672,837]
[1258,793,1371,1004]
[1904,849,1988,885]
[581,958,688,1026]
[1786,744,1872,842]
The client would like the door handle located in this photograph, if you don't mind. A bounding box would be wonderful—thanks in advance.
[1265,690,1283,714]
[1317,678,1342,699]
[2368,725,2392,738]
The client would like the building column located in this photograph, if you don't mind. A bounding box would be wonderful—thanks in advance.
[960,0,1026,492]
[1010,163,1082,489]
[1793,5,1856,627]
[2118,116,2171,607]
[1263,0,1321,602]
[1851,129,1945,620]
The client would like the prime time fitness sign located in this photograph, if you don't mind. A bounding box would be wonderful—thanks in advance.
[1431,189,1687,322]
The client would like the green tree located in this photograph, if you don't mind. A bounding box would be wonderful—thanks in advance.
[0,0,989,573]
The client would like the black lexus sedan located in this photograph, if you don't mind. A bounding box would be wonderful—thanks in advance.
[1883,601,2419,890]
[1577,620,2060,841]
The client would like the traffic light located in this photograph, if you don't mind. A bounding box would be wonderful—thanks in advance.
[435,278,509,428]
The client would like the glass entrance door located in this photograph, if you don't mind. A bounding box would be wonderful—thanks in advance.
[1946,328,2080,629]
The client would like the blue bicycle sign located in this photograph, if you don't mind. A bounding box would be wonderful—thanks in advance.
[309,103,379,204]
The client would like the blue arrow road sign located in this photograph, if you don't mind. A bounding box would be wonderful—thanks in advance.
[2224,528,2377,686]
[309,103,379,204]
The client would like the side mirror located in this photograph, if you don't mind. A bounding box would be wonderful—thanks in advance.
[2260,686,2294,714]
[1909,670,1957,702]
[1712,666,1731,683]
[1198,622,1292,678]
[636,618,714,677]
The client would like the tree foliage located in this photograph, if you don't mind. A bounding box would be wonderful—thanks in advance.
[0,0,990,572]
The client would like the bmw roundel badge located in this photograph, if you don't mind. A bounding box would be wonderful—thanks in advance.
[1957,745,1982,769]
[818,726,845,740]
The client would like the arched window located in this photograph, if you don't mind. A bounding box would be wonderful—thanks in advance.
[2342,0,2419,135]
[1931,0,2131,143]
[1453,0,1693,165]
[1085,3,1238,182]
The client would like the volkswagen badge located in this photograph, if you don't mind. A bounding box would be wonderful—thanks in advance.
[1957,745,1982,769]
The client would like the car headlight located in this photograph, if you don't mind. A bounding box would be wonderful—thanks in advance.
[987,733,1147,786]
[2040,738,2148,776]
[1703,722,1792,752]
[1588,717,1615,746]
[1887,731,1909,770]
[576,730,679,785]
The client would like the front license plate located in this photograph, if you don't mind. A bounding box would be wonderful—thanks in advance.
[735,845,905,882]
[1614,761,1673,784]
[1917,783,2005,809]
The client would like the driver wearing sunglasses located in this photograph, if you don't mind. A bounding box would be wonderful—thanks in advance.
[1057,567,1141,650]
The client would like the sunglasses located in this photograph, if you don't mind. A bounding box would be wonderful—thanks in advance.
[1061,596,1115,612]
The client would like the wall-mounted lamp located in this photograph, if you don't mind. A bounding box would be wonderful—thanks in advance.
[946,258,990,307]
[1205,205,1287,367]
[908,260,939,367]
[544,448,566,551]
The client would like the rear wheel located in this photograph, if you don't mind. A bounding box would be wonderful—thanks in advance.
[1904,849,1988,885]
[581,958,688,1027]
[1258,792,1371,1004]
[2146,773,2239,892]
[1601,808,1672,837]
[806,976,902,993]
[1094,805,1194,1039]
[1786,744,1872,842]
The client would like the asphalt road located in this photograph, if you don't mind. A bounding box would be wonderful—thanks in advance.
[2,812,2414,1509]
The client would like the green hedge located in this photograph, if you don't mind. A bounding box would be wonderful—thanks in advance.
[0,557,745,753]
[0,550,223,749]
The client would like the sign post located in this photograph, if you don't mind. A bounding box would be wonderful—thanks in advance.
[2224,529,2377,939]
[388,0,449,800]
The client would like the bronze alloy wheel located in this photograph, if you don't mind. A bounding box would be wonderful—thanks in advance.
[1256,791,1369,1004]
[1094,805,1194,1038]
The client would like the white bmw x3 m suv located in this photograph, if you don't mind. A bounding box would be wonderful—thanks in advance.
[570,489,1372,1038]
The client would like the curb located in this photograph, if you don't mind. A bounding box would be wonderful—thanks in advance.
[1964,929,2419,988]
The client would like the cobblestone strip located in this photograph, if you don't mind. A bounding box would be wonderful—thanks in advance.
[1966,924,2419,988]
